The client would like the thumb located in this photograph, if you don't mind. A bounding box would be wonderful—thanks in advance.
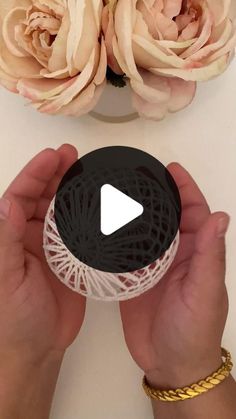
[185,212,230,303]
[0,197,26,279]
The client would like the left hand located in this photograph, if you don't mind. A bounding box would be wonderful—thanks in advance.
[0,145,86,369]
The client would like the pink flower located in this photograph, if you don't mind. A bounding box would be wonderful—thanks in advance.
[107,0,236,120]
[0,1,235,120]
[102,0,123,75]
[0,0,107,116]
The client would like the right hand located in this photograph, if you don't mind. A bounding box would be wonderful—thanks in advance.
[120,163,229,388]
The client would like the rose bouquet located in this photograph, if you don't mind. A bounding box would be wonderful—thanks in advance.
[0,0,235,121]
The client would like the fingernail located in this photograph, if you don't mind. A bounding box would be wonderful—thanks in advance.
[0,198,11,220]
[217,215,230,238]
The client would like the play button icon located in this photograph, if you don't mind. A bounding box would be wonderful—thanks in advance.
[101,184,144,235]
[54,146,181,273]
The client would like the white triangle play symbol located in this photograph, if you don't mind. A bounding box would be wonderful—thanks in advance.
[100,184,144,236]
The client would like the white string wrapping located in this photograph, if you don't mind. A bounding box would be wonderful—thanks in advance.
[43,199,180,301]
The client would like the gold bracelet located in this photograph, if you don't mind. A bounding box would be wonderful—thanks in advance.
[143,348,233,402]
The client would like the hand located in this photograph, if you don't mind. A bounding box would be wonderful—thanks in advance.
[120,163,229,388]
[0,145,86,408]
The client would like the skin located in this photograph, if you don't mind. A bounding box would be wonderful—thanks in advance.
[120,163,236,418]
[0,145,235,419]
[0,145,86,419]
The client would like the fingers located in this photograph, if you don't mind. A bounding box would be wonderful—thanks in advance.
[167,163,209,208]
[169,232,195,269]
[3,144,78,222]
[184,212,229,303]
[42,144,78,200]
[34,196,51,221]
[35,144,78,221]
[0,198,26,280]
[167,163,210,234]
[4,148,60,220]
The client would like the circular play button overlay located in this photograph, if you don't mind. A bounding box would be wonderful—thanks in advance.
[54,146,181,273]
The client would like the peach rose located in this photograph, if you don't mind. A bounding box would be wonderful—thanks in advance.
[106,0,236,120]
[102,0,123,75]
[0,0,107,116]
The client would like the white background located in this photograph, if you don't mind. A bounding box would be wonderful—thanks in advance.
[0,58,235,418]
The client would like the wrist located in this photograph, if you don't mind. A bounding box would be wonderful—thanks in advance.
[146,349,222,389]
[0,349,64,419]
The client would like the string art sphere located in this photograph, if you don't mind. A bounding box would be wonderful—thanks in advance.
[43,147,181,302]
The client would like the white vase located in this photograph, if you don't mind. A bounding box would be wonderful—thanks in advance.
[90,82,138,123]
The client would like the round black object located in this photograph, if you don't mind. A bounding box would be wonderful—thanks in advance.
[54,146,181,273]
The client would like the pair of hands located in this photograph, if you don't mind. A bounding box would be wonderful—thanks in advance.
[0,144,229,391]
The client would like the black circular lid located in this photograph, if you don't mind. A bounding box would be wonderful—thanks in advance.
[54,146,181,273]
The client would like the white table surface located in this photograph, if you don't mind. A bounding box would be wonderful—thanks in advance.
[0,58,236,419]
